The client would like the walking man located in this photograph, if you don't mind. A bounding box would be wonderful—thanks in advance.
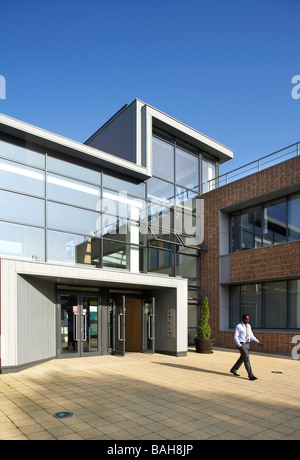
[230,314,263,380]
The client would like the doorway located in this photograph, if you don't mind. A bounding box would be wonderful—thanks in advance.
[109,296,155,356]
[58,291,100,358]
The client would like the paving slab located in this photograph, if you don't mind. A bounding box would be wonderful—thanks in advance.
[0,348,299,440]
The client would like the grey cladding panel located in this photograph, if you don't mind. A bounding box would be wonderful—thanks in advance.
[87,104,137,163]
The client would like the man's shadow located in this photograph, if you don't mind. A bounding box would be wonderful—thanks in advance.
[154,362,248,379]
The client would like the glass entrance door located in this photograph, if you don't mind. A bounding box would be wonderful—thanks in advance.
[58,292,100,358]
[142,298,155,353]
[110,296,126,356]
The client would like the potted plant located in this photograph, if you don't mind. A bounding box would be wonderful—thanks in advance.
[194,297,215,353]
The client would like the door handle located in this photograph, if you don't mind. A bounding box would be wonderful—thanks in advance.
[82,314,87,342]
[73,313,79,342]
[118,313,124,341]
[148,314,154,340]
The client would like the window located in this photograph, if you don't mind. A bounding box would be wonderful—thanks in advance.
[240,207,262,250]
[152,137,174,182]
[148,247,174,276]
[289,280,300,328]
[230,193,300,252]
[202,159,216,193]
[175,147,199,191]
[288,193,300,241]
[147,176,174,206]
[0,189,45,227]
[0,139,45,168]
[103,173,145,199]
[0,221,45,261]
[241,284,262,328]
[47,231,100,266]
[263,281,287,328]
[0,159,45,197]
[230,280,300,329]
[47,173,100,210]
[47,202,100,236]
[176,253,198,285]
[48,155,100,185]
[263,199,286,246]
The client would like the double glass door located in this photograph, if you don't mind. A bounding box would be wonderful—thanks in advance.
[58,292,100,357]
[109,296,155,356]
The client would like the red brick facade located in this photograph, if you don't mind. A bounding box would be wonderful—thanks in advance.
[201,157,300,354]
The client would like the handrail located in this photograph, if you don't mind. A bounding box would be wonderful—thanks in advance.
[206,142,300,191]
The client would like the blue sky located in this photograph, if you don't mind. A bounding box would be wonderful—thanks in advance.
[0,0,299,174]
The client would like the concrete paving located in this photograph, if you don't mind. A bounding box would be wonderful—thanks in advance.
[0,348,300,440]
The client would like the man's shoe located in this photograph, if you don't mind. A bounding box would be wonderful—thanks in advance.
[230,370,240,376]
[249,375,258,381]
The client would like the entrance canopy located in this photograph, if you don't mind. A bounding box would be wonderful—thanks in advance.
[0,258,188,372]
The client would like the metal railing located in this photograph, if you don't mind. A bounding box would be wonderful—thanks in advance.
[206,142,300,191]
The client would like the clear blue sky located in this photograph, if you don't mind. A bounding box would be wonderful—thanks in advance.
[0,0,299,174]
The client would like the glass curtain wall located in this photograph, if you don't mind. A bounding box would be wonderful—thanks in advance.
[0,136,147,270]
[0,132,215,299]
[151,133,215,342]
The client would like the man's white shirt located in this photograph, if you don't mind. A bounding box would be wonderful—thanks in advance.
[234,322,259,347]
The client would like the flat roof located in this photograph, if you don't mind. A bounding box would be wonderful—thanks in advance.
[140,99,234,163]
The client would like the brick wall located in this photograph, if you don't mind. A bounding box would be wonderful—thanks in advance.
[201,157,300,354]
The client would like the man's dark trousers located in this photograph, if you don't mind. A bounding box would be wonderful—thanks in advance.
[232,342,253,377]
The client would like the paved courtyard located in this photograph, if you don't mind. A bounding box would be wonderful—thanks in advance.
[0,348,299,440]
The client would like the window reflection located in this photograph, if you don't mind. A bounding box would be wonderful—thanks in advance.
[103,240,128,269]
[48,156,100,185]
[0,158,45,197]
[47,202,100,235]
[176,147,199,191]
[289,280,300,328]
[229,281,300,329]
[0,221,45,261]
[263,281,287,328]
[102,189,145,220]
[148,247,174,276]
[240,207,262,250]
[0,139,45,168]
[103,173,145,199]
[263,199,286,246]
[152,137,174,182]
[176,253,198,285]
[288,193,300,241]
[47,230,100,265]
[47,173,100,210]
[0,189,44,227]
[147,177,174,206]
[202,160,216,193]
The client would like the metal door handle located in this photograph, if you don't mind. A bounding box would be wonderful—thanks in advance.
[118,313,124,341]
[73,313,79,342]
[148,314,154,340]
[82,314,87,342]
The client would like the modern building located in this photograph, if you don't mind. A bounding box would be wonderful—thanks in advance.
[0,99,298,373]
[0,99,233,373]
